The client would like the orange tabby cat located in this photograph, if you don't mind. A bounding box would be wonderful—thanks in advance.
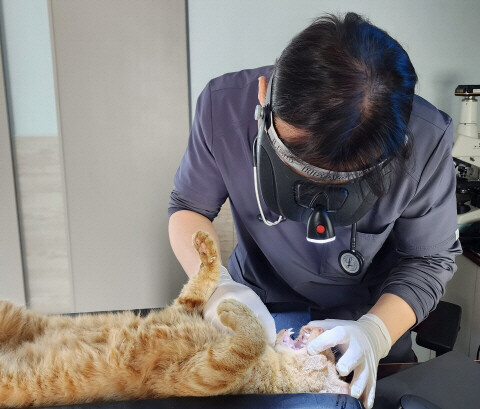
[0,231,348,407]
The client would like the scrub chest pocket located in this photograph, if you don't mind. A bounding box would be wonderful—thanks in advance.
[318,222,395,283]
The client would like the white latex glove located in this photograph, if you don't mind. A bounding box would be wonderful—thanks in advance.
[203,266,277,346]
[306,314,392,409]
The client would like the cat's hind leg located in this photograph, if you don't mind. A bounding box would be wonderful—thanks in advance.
[174,231,221,313]
[0,301,47,345]
[216,299,267,362]
[170,299,267,396]
[202,300,266,374]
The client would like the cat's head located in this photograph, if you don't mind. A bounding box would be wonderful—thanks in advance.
[273,325,349,394]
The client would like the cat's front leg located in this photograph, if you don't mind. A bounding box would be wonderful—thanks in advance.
[159,299,267,397]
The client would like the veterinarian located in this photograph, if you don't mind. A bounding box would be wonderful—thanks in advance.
[168,12,461,409]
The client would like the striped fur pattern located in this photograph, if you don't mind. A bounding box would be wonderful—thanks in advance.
[0,231,348,407]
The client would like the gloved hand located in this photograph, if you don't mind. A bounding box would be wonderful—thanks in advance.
[306,314,392,409]
[203,266,277,346]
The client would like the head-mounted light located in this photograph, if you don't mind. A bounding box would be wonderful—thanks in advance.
[252,71,391,274]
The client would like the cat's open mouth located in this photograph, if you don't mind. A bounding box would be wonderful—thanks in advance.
[277,326,324,350]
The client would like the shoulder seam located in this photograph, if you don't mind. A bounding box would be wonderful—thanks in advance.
[210,77,260,93]
[409,111,447,132]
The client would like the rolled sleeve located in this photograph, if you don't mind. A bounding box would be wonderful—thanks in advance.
[380,240,462,323]
[380,118,462,323]
[168,190,221,222]
[168,81,228,221]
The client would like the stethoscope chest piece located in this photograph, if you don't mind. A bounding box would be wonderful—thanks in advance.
[338,249,364,275]
[337,222,364,275]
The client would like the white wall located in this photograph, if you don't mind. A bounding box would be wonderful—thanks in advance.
[0,0,190,313]
[188,0,480,129]
[51,0,190,312]
[1,0,57,136]
[0,37,25,306]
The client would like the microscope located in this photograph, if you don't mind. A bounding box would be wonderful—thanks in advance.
[452,85,480,243]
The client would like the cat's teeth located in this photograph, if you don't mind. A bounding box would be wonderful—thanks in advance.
[287,328,294,337]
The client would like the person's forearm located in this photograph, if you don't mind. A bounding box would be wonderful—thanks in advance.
[368,293,416,345]
[168,210,223,278]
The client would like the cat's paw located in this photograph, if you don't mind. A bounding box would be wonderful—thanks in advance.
[217,299,266,356]
[192,231,218,267]
[217,299,253,330]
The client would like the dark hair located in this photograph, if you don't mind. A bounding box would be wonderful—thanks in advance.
[272,12,417,196]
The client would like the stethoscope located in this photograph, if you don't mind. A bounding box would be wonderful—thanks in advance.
[338,222,364,276]
[256,212,364,275]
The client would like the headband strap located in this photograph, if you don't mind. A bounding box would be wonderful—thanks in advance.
[265,71,386,181]
[266,114,382,182]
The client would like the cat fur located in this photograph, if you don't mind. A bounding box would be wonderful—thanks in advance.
[0,231,348,407]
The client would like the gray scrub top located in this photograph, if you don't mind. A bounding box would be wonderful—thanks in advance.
[169,65,462,323]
